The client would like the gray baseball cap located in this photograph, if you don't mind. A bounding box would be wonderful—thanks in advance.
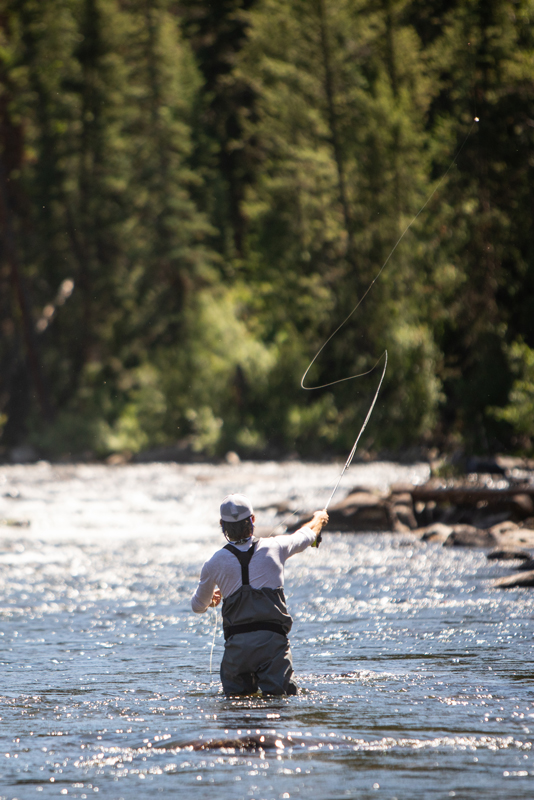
[220,493,254,522]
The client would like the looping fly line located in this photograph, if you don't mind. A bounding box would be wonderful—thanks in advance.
[301,118,479,510]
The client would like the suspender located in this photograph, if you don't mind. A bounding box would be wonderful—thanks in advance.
[224,541,257,585]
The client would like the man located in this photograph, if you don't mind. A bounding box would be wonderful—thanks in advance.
[191,493,328,696]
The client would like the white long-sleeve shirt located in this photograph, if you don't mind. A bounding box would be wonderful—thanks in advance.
[191,526,316,613]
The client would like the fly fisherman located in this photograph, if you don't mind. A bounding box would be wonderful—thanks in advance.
[191,494,328,696]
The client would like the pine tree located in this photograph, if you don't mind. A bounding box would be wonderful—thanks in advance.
[180,0,262,259]
[0,0,68,446]
[1,0,216,456]
[232,0,442,452]
[120,0,213,351]
[422,0,534,450]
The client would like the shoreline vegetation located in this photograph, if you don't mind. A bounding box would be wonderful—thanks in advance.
[1,1,534,464]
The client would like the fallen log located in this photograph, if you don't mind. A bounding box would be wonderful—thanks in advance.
[408,479,534,528]
[411,484,534,507]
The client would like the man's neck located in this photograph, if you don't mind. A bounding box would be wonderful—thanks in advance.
[226,536,253,547]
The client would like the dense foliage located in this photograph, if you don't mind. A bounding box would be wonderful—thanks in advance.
[1,0,533,460]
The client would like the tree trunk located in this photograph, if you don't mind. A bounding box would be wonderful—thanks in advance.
[316,0,356,267]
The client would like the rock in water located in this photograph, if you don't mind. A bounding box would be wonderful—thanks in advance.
[492,570,534,588]
[488,520,520,537]
[314,489,391,532]
[515,558,534,571]
[494,528,534,549]
[443,526,498,548]
[389,491,418,531]
[487,547,531,561]
[155,733,341,752]
[418,523,454,543]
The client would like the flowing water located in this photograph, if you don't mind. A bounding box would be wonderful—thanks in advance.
[1,460,533,800]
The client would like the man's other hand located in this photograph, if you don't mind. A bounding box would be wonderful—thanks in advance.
[209,589,222,607]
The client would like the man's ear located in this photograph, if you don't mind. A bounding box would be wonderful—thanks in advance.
[251,514,255,523]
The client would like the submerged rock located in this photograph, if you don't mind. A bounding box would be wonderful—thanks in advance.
[492,570,534,589]
[155,733,341,752]
[515,559,534,571]
[487,547,531,561]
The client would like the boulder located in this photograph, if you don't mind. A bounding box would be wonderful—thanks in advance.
[487,547,531,561]
[516,559,534,571]
[332,489,387,509]
[494,455,534,472]
[255,499,297,514]
[488,520,520,537]
[492,570,534,589]
[443,525,498,548]
[325,490,391,531]
[417,523,454,543]
[389,491,418,531]
[465,456,506,475]
[494,528,534,549]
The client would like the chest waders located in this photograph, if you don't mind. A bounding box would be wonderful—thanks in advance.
[221,542,293,640]
[219,541,297,695]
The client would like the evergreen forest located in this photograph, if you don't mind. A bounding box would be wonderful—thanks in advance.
[1,0,534,462]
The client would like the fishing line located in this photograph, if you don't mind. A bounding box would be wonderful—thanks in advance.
[302,118,478,393]
[300,117,479,510]
[265,352,387,537]
[324,351,387,510]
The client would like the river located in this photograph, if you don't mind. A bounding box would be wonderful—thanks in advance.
[1,460,533,800]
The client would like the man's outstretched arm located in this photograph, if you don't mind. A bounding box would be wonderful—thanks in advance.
[281,509,329,557]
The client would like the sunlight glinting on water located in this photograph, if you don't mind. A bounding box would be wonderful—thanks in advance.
[1,462,534,799]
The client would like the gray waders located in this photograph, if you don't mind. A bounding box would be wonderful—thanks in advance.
[220,541,298,696]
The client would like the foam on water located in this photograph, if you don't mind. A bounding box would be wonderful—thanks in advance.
[1,461,534,799]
